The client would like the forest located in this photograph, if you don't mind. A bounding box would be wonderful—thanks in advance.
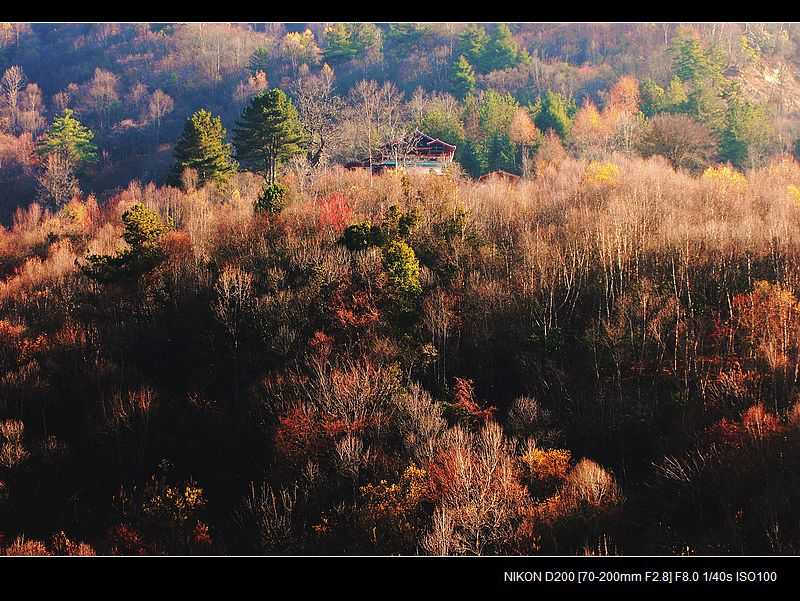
[1,22,800,556]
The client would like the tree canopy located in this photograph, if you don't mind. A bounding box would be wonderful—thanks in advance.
[233,88,308,185]
[170,109,237,188]
[36,108,98,171]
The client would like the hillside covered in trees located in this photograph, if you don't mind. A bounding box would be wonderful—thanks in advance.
[2,22,800,556]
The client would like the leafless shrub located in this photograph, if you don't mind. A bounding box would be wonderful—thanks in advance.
[394,382,447,463]
[4,535,50,555]
[559,458,622,514]
[0,419,28,470]
[236,481,299,554]
[505,396,560,446]
[423,422,534,555]
[334,433,367,480]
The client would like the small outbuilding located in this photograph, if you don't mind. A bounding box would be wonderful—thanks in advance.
[477,170,521,184]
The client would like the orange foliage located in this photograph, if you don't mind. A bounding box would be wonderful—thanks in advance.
[316,192,353,235]
[451,377,495,425]
[521,447,571,483]
[331,286,379,330]
[106,524,154,556]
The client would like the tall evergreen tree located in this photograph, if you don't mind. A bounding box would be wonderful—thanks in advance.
[170,109,237,188]
[449,55,476,100]
[248,47,271,74]
[323,23,355,65]
[36,108,98,172]
[720,97,773,168]
[534,91,574,141]
[483,24,520,72]
[458,25,489,70]
[233,88,308,185]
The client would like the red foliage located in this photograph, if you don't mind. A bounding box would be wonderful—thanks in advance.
[191,521,214,554]
[331,286,379,330]
[162,230,193,261]
[707,418,746,449]
[452,377,495,425]
[319,415,371,438]
[105,523,154,556]
[308,330,334,363]
[274,404,322,461]
[706,404,786,449]
[423,448,460,505]
[709,316,735,345]
[316,193,353,235]
[274,401,376,465]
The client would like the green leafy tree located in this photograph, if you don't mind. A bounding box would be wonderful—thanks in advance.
[686,79,728,132]
[342,221,381,251]
[417,108,466,150]
[382,240,422,296]
[233,89,308,185]
[449,55,476,100]
[482,24,520,72]
[170,109,237,188]
[533,91,574,141]
[350,23,382,62]
[323,23,355,65]
[661,76,689,113]
[248,47,271,74]
[480,90,519,137]
[324,23,382,66]
[458,25,489,69]
[458,138,487,178]
[720,97,773,168]
[84,203,172,282]
[384,23,428,60]
[486,133,517,173]
[36,108,98,172]
[671,30,712,82]
[254,182,288,214]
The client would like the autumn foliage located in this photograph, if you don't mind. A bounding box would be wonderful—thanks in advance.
[1,149,800,555]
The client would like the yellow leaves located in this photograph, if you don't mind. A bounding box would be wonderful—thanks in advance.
[521,447,571,482]
[358,464,430,550]
[360,464,429,516]
[788,183,800,208]
[143,479,206,524]
[585,161,621,184]
[702,164,748,189]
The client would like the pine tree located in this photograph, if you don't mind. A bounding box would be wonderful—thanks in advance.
[248,47,271,75]
[483,24,520,72]
[233,89,308,185]
[458,25,489,70]
[170,109,237,188]
[36,108,98,172]
[534,91,573,141]
[83,203,172,283]
[449,55,476,100]
[720,97,773,169]
[324,23,355,65]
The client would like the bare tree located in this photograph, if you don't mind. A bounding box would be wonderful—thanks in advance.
[635,113,717,172]
[147,89,174,148]
[17,83,45,135]
[85,68,119,132]
[291,64,343,169]
[37,152,80,208]
[1,66,28,134]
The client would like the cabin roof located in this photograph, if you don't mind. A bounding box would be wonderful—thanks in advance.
[379,130,457,153]
[478,169,521,182]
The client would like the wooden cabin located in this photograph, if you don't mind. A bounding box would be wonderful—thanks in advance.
[477,169,521,184]
[347,130,457,175]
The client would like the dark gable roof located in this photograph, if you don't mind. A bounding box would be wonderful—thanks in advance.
[414,130,457,151]
[379,130,457,153]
